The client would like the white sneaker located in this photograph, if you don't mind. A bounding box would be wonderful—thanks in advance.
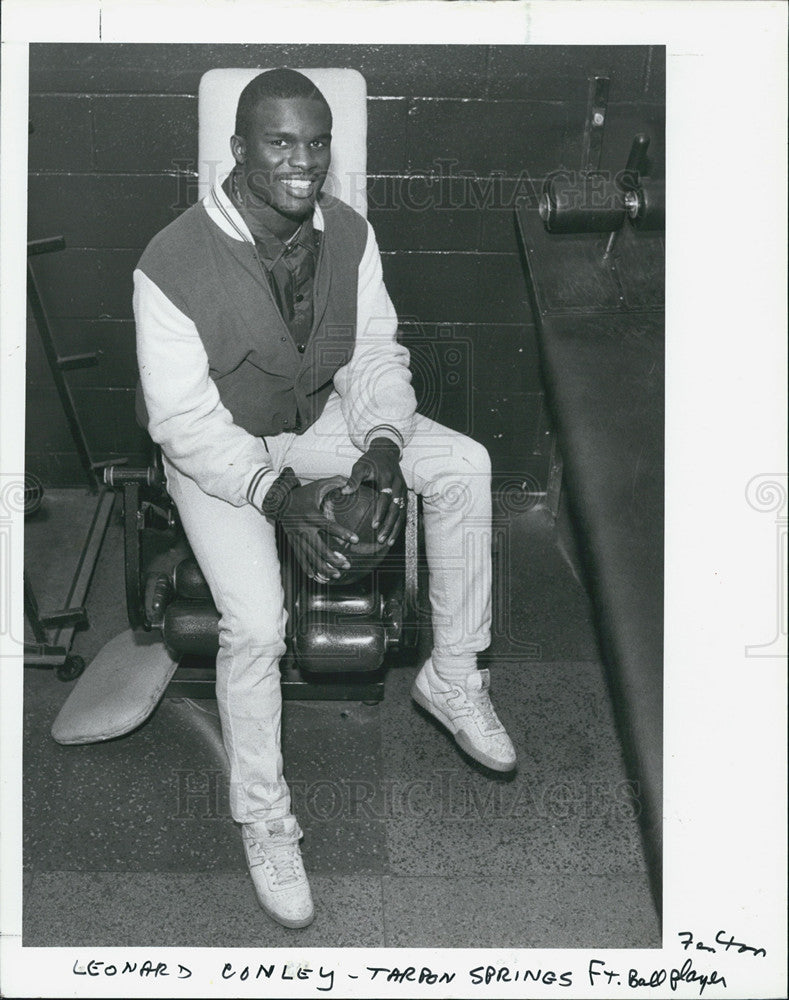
[242,817,315,928]
[411,658,517,772]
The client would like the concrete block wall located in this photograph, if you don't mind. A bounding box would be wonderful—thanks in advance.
[26,43,664,487]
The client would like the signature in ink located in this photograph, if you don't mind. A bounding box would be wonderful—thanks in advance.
[678,929,767,958]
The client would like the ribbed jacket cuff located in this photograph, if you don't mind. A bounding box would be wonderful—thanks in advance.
[363,425,404,456]
[246,466,279,510]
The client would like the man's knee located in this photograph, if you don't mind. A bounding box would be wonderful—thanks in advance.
[457,435,491,478]
[421,434,490,513]
[440,432,491,481]
[408,424,491,499]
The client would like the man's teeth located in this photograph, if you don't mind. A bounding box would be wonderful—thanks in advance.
[281,179,312,192]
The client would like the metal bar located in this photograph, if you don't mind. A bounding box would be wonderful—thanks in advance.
[39,607,87,630]
[23,642,69,667]
[122,481,146,629]
[23,572,48,644]
[166,660,386,702]
[27,236,65,256]
[94,457,129,474]
[52,487,115,651]
[581,75,610,174]
[57,352,99,371]
[26,253,98,491]
[24,490,113,668]
[166,675,384,702]
[63,489,114,610]
[281,678,384,702]
[602,229,619,260]
[622,133,651,190]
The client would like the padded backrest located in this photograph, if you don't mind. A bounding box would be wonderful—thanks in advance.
[198,68,367,217]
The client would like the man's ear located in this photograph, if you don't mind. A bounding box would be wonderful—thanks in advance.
[230,134,246,165]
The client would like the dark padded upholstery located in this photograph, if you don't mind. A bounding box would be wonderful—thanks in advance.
[173,558,213,601]
[162,564,391,672]
[294,621,387,673]
[163,599,221,657]
[161,500,416,675]
[539,311,664,861]
[517,204,664,904]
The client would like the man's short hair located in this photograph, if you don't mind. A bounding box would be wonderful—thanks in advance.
[235,68,332,138]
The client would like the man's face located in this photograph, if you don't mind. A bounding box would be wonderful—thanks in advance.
[232,96,332,222]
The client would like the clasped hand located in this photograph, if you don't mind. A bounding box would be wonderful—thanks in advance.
[278,439,406,584]
[341,437,406,544]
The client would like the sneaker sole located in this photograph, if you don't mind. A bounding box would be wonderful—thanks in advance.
[411,682,516,773]
[257,898,315,929]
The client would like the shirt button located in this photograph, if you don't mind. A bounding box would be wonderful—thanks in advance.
[280,336,286,342]
[295,293,304,302]
[297,344,306,353]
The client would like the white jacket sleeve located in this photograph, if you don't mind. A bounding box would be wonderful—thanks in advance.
[333,222,417,453]
[134,268,277,508]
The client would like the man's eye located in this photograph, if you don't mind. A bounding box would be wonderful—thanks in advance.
[269,139,288,147]
[311,140,328,148]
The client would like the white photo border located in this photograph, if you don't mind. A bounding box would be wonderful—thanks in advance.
[1,2,786,998]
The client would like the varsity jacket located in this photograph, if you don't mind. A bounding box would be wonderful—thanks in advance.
[134,177,417,510]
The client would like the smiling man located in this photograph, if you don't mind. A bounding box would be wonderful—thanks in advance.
[134,69,515,930]
[230,82,332,239]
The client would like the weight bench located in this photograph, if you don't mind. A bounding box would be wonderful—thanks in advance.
[516,184,665,910]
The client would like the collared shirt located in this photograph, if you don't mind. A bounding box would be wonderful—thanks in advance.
[253,220,321,354]
[222,175,321,354]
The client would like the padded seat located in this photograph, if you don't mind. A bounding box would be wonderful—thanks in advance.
[162,493,418,675]
[173,557,212,601]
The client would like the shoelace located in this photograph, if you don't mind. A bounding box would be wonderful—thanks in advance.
[467,691,503,733]
[247,836,304,887]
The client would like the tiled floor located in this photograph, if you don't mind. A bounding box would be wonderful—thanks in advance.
[21,488,660,948]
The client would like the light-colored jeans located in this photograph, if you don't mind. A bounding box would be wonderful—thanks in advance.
[162,392,491,824]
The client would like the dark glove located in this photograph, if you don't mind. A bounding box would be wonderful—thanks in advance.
[273,475,359,583]
[342,438,407,546]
